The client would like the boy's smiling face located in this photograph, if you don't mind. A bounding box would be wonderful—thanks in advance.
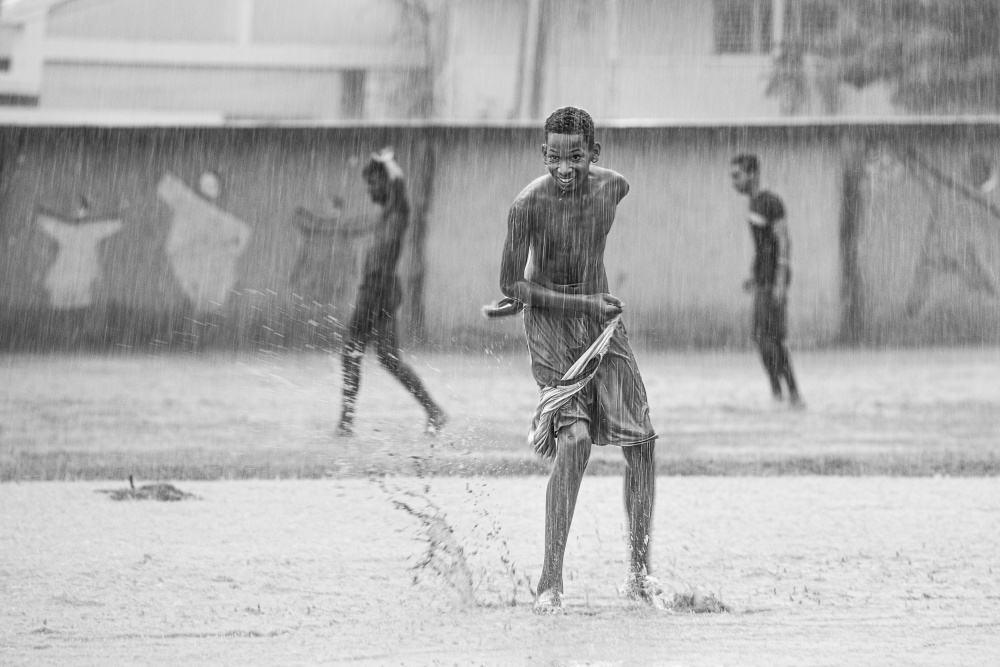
[542,133,600,193]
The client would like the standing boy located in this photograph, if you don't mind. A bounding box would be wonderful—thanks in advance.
[499,107,662,613]
[730,154,803,407]
[297,150,447,436]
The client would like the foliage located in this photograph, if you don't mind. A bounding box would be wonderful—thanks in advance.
[768,0,1000,114]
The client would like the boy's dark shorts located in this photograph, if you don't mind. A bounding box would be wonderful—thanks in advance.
[524,306,657,447]
[347,277,402,346]
[752,286,787,342]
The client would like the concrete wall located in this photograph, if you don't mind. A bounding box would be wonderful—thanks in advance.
[1,121,997,352]
[40,65,349,118]
[1,0,420,119]
[445,0,897,121]
[427,125,843,349]
[856,126,1000,345]
[2,0,898,122]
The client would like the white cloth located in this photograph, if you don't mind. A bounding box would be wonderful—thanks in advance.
[158,173,251,312]
[37,214,122,309]
[528,315,622,458]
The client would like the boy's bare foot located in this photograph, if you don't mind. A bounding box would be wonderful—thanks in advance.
[789,392,806,410]
[336,421,354,437]
[619,572,668,610]
[425,409,448,436]
[532,589,565,615]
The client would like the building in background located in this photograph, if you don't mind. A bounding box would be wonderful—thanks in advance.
[0,0,898,121]
[0,0,426,120]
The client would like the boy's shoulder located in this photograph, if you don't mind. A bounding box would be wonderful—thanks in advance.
[753,189,783,204]
[511,175,553,210]
[591,165,626,183]
[516,175,553,199]
[751,190,785,217]
[590,166,629,200]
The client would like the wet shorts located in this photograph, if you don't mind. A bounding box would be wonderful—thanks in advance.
[752,286,787,342]
[523,306,657,447]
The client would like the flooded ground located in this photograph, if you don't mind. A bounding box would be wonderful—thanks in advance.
[2,347,999,479]
[1,477,997,665]
[2,347,998,663]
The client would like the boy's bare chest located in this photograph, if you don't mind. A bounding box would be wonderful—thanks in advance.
[534,197,613,247]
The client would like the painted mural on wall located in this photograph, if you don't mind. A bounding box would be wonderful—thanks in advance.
[862,142,1000,334]
[36,198,122,309]
[289,195,360,306]
[158,171,252,312]
[900,147,999,316]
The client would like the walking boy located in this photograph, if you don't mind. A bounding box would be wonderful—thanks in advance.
[297,150,446,436]
[499,107,662,613]
[730,154,803,407]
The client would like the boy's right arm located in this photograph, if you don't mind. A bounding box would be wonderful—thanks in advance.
[499,199,622,319]
[293,206,370,237]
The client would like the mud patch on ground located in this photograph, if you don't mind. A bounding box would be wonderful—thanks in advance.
[96,476,197,501]
[666,589,732,613]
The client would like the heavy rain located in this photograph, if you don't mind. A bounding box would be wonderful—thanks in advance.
[1,1,998,664]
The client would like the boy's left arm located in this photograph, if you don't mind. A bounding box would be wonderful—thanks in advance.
[293,207,372,237]
[773,215,790,302]
[610,171,630,204]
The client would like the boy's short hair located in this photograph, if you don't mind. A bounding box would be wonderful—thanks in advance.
[731,153,760,175]
[362,158,388,181]
[544,106,595,147]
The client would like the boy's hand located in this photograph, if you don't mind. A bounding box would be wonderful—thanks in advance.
[371,148,405,181]
[584,293,623,320]
[482,297,524,319]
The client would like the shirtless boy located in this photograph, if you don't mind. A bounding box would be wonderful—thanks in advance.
[296,150,446,436]
[498,107,663,613]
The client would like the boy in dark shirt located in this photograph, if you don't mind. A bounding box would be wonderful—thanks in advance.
[499,107,662,613]
[730,154,803,407]
[296,150,447,436]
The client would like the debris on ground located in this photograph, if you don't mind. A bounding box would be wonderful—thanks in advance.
[97,475,197,501]
[666,589,732,613]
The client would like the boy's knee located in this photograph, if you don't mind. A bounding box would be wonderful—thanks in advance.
[376,349,399,370]
[342,341,364,360]
[557,420,590,445]
[555,421,592,467]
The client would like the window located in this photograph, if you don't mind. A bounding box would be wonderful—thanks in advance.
[714,0,773,54]
[341,70,365,120]
[784,0,838,45]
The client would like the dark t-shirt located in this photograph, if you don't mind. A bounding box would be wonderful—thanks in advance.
[747,190,787,287]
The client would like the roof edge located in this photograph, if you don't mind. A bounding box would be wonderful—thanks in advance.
[4,109,1000,130]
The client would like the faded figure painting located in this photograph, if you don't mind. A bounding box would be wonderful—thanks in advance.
[36,199,122,309]
[158,171,251,312]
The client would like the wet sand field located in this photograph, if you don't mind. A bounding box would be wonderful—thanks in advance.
[2,477,998,665]
[3,347,1000,479]
[2,348,999,664]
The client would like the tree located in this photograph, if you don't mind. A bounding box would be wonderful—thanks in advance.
[766,2,1000,344]
[387,0,450,344]
[767,0,1000,115]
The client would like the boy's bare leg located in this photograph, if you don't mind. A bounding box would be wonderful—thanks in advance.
[375,323,447,432]
[337,340,364,436]
[755,336,784,399]
[619,440,668,607]
[536,421,592,601]
[622,440,655,574]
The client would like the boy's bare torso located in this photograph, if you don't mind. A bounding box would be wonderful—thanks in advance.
[502,166,627,295]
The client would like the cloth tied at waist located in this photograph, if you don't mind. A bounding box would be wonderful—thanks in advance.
[528,314,622,458]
